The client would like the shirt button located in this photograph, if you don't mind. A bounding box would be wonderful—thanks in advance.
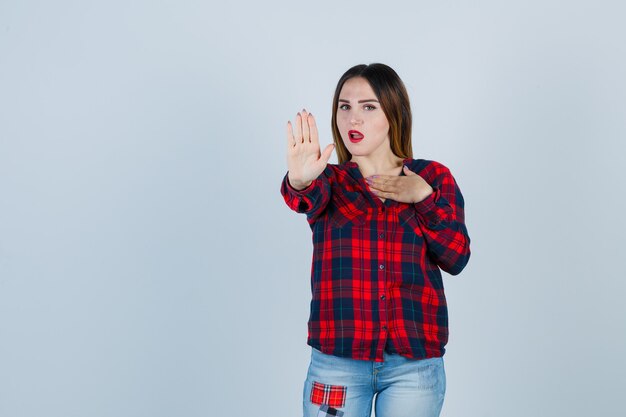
[379,232,384,239]
[382,325,388,331]
[380,294,386,300]
[379,264,385,270]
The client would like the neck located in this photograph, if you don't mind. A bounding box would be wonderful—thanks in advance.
[350,153,405,177]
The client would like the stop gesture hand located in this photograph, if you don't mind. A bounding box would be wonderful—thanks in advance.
[286,109,335,190]
[366,166,434,204]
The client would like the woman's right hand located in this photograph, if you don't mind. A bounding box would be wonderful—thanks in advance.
[286,109,335,190]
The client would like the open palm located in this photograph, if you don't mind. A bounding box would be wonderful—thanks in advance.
[286,109,334,190]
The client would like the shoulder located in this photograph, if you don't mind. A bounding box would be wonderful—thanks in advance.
[404,158,452,180]
[323,163,344,173]
[321,162,353,183]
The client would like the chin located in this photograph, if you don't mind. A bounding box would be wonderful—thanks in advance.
[342,143,358,154]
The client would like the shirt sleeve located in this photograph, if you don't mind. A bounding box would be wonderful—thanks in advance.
[280,170,332,224]
[412,166,471,275]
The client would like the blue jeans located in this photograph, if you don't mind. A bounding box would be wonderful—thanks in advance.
[303,348,446,417]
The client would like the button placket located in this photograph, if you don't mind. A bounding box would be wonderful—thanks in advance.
[375,194,390,360]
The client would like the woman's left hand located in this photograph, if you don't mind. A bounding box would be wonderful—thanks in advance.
[366,166,434,204]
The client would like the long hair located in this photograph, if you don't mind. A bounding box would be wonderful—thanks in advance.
[331,63,413,164]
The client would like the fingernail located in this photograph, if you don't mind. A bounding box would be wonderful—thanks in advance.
[309,112,313,117]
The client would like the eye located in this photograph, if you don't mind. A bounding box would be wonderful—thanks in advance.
[339,104,350,110]
[364,104,376,111]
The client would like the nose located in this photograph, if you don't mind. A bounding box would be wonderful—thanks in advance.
[350,116,363,126]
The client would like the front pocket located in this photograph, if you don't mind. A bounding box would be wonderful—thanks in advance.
[397,206,424,237]
[328,191,367,229]
[415,358,443,391]
[310,381,348,408]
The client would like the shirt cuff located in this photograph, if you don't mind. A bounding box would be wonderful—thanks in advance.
[285,176,315,194]
[414,187,440,216]
[281,173,324,213]
[413,187,451,229]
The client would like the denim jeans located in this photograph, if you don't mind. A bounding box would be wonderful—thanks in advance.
[303,348,446,417]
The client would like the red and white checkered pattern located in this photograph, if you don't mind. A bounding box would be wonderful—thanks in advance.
[310,381,347,408]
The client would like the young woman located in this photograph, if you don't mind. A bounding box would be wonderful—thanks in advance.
[281,63,471,417]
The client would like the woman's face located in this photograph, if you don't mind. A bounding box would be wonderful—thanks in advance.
[336,77,390,160]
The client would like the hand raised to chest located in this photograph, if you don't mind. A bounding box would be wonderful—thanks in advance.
[365,165,434,204]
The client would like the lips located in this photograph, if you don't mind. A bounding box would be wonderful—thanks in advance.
[348,130,364,143]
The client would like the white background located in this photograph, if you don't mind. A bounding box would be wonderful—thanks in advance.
[1,1,625,416]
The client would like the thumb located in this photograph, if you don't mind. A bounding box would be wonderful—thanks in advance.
[403,165,416,175]
[320,143,335,163]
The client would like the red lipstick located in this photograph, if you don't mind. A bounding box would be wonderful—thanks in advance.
[348,130,364,143]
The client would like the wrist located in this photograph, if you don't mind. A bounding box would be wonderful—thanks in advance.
[412,186,434,204]
[288,176,313,191]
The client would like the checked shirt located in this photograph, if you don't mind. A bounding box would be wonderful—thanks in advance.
[281,158,471,362]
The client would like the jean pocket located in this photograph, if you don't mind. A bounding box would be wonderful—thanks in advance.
[310,381,348,408]
[415,357,443,391]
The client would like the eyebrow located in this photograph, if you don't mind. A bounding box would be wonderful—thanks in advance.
[338,99,380,103]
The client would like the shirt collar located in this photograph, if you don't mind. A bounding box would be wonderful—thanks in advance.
[343,157,413,168]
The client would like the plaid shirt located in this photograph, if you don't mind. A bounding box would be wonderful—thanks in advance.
[281,158,471,362]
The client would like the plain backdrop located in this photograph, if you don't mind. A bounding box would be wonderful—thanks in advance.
[1,1,625,416]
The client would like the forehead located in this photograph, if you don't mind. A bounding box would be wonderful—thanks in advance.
[339,77,376,99]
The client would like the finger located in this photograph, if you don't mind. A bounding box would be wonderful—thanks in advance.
[371,188,396,200]
[367,175,393,189]
[374,177,404,193]
[403,165,417,175]
[286,121,296,149]
[301,108,310,142]
[374,182,400,194]
[320,143,335,163]
[308,113,319,145]
[294,112,303,143]
[367,181,388,192]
